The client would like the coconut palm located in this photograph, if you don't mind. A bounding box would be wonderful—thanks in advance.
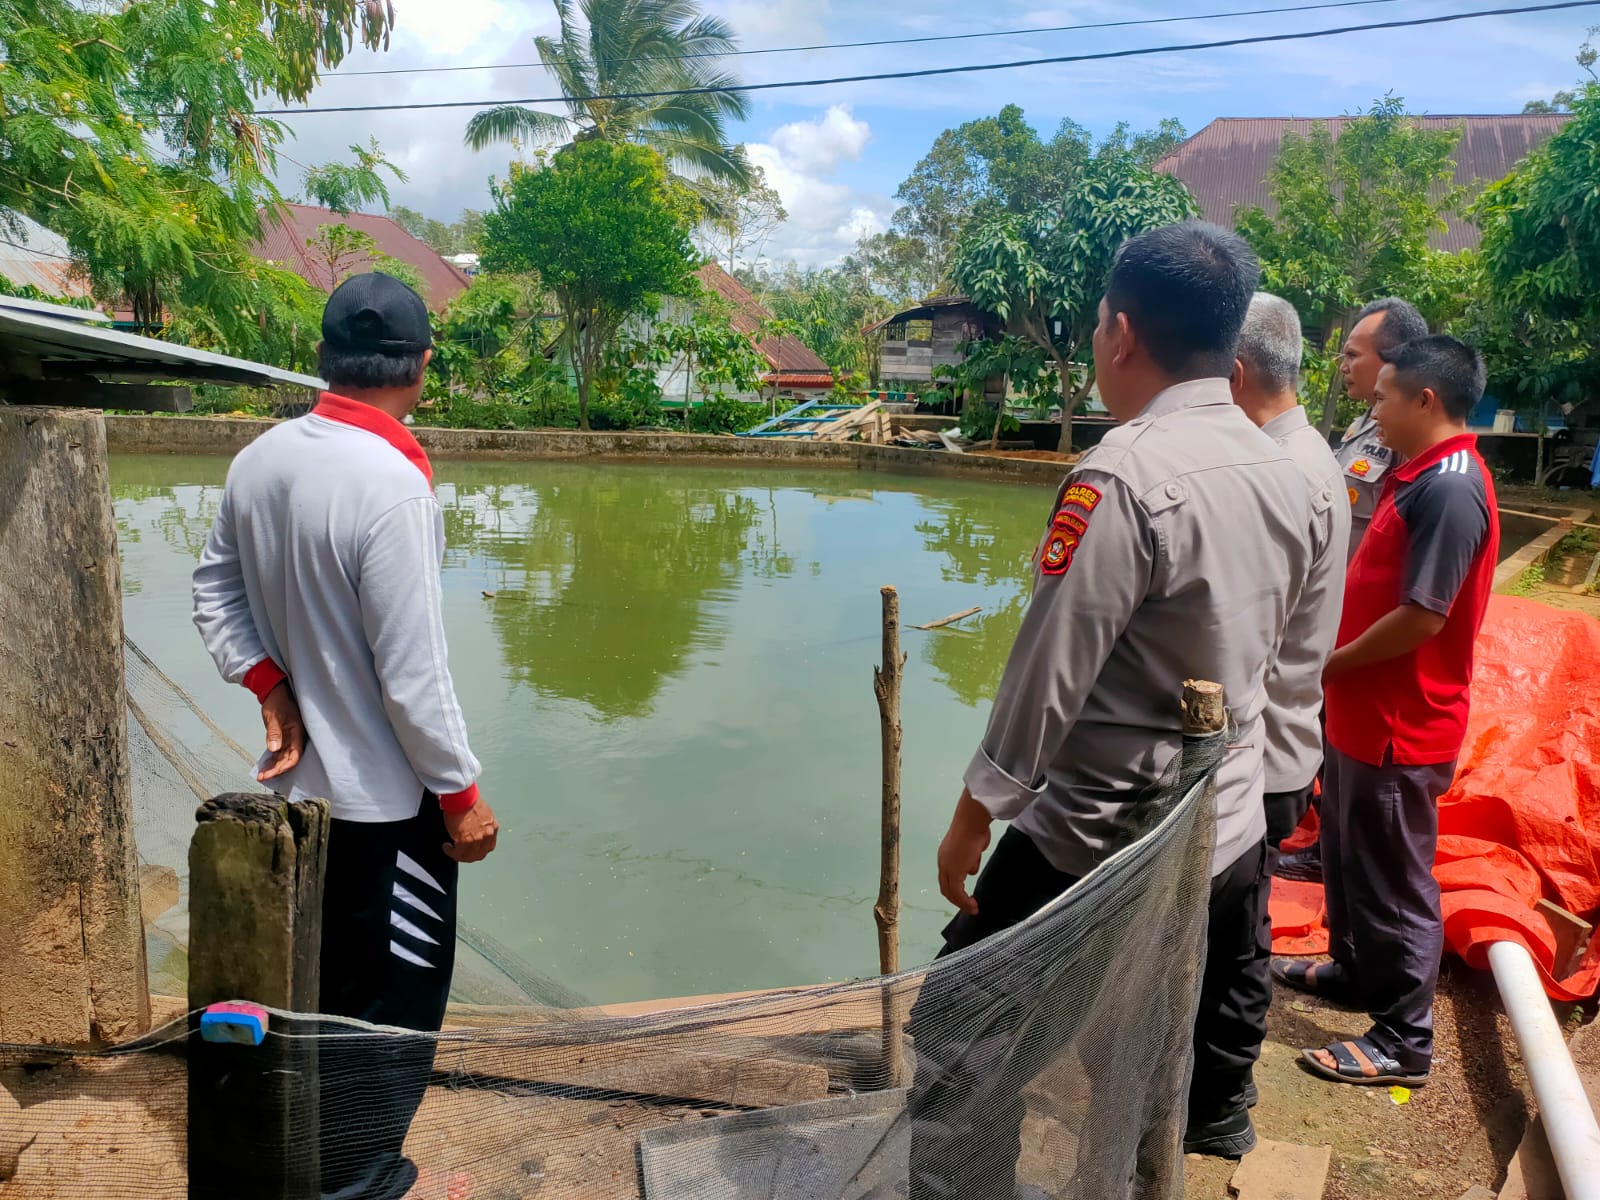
[463,0,751,188]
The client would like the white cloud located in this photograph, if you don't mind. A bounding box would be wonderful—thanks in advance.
[744,106,890,268]
[768,105,872,174]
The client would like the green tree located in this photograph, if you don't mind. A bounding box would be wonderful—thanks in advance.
[302,137,407,213]
[752,263,893,384]
[650,291,767,427]
[879,107,1185,295]
[951,153,1199,452]
[0,0,395,330]
[1235,96,1464,431]
[694,166,787,274]
[463,0,750,187]
[1469,82,1600,411]
[481,141,696,430]
[392,206,488,255]
[431,273,550,399]
[1522,25,1597,112]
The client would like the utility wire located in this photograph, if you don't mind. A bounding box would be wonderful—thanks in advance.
[258,1,1600,117]
[333,0,1425,77]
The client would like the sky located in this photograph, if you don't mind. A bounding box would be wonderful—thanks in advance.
[271,0,1597,267]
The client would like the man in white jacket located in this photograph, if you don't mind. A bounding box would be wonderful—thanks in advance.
[193,272,498,1200]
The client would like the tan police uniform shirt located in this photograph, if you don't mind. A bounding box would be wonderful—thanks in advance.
[1336,410,1395,561]
[1259,406,1351,794]
[963,378,1317,879]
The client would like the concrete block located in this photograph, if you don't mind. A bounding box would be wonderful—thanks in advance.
[1227,1138,1332,1199]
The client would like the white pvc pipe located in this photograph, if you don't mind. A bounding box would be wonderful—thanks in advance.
[1487,939,1600,1200]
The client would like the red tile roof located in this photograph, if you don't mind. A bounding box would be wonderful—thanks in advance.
[695,261,832,385]
[1154,115,1572,253]
[252,203,471,310]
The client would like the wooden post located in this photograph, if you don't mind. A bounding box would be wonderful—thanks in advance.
[187,793,329,1200]
[1179,679,1226,744]
[0,405,150,1046]
[871,586,906,1087]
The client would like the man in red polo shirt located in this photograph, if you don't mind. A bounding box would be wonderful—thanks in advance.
[1274,335,1499,1088]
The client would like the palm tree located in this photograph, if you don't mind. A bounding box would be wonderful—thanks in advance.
[464,0,752,188]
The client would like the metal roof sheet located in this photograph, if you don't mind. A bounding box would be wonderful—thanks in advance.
[253,203,472,311]
[0,300,324,388]
[1154,115,1572,253]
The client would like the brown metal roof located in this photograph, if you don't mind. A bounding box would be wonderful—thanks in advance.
[252,203,471,311]
[1154,115,1572,253]
[696,261,832,383]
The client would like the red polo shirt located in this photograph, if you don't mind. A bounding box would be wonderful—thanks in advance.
[1325,433,1500,767]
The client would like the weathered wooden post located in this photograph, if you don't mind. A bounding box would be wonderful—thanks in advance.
[187,793,329,1200]
[871,585,906,1088]
[1179,679,1227,760]
[0,405,150,1046]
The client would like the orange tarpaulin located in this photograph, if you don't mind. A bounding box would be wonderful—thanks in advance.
[1269,595,1600,1001]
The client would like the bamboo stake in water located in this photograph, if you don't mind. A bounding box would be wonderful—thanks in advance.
[872,585,907,1087]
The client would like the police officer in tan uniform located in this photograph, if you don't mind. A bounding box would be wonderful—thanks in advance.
[908,223,1319,1198]
[1335,297,1429,559]
[1277,295,1428,883]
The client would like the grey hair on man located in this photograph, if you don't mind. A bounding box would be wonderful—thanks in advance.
[1235,292,1304,395]
[1353,295,1428,354]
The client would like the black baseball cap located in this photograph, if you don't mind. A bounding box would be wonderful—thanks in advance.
[322,272,433,354]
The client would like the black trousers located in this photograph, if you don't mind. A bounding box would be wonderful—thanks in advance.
[1187,838,1271,1129]
[1322,744,1455,1070]
[905,827,1267,1198]
[318,794,459,1200]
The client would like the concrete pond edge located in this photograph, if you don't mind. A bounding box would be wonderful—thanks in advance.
[104,416,1073,487]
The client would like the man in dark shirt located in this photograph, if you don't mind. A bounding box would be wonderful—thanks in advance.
[1274,336,1499,1088]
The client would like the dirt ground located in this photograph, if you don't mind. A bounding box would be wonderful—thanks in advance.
[1494,483,1600,619]
[1183,960,1600,1200]
[4,970,1590,1200]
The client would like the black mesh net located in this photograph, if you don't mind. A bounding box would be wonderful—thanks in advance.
[0,644,1225,1200]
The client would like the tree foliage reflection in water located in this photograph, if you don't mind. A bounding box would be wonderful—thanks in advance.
[441,470,784,720]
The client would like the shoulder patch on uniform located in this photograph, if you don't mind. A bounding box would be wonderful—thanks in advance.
[1039,484,1100,577]
[1349,459,1371,477]
[1059,483,1102,513]
[1348,487,1360,507]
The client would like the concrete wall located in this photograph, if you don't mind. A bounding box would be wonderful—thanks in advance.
[104,415,1071,487]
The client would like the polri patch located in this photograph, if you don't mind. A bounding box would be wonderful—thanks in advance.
[1349,459,1372,477]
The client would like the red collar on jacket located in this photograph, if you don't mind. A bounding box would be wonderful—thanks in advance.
[310,392,432,485]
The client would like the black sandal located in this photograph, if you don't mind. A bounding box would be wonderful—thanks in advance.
[1270,958,1355,1003]
[1300,1037,1429,1088]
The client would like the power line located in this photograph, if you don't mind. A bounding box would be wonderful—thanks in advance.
[333,0,1423,77]
[258,1,1600,117]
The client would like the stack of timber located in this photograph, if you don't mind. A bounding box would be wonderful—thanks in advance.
[738,399,889,443]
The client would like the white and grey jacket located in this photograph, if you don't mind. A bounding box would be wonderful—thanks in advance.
[193,393,480,823]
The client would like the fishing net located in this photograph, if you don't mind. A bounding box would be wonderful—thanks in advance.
[123,635,589,1011]
[1,641,1224,1200]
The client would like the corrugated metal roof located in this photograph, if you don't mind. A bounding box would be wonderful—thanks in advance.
[1154,115,1572,253]
[696,262,832,381]
[253,203,472,310]
[0,299,324,388]
[863,295,982,336]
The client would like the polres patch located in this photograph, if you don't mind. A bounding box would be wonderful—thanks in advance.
[1059,483,1103,513]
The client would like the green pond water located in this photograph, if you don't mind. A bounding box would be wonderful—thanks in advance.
[111,454,1054,1005]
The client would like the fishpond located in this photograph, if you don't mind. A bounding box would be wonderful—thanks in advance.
[111,454,1052,1005]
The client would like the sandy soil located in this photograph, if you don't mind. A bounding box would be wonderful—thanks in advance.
[1183,961,1571,1200]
